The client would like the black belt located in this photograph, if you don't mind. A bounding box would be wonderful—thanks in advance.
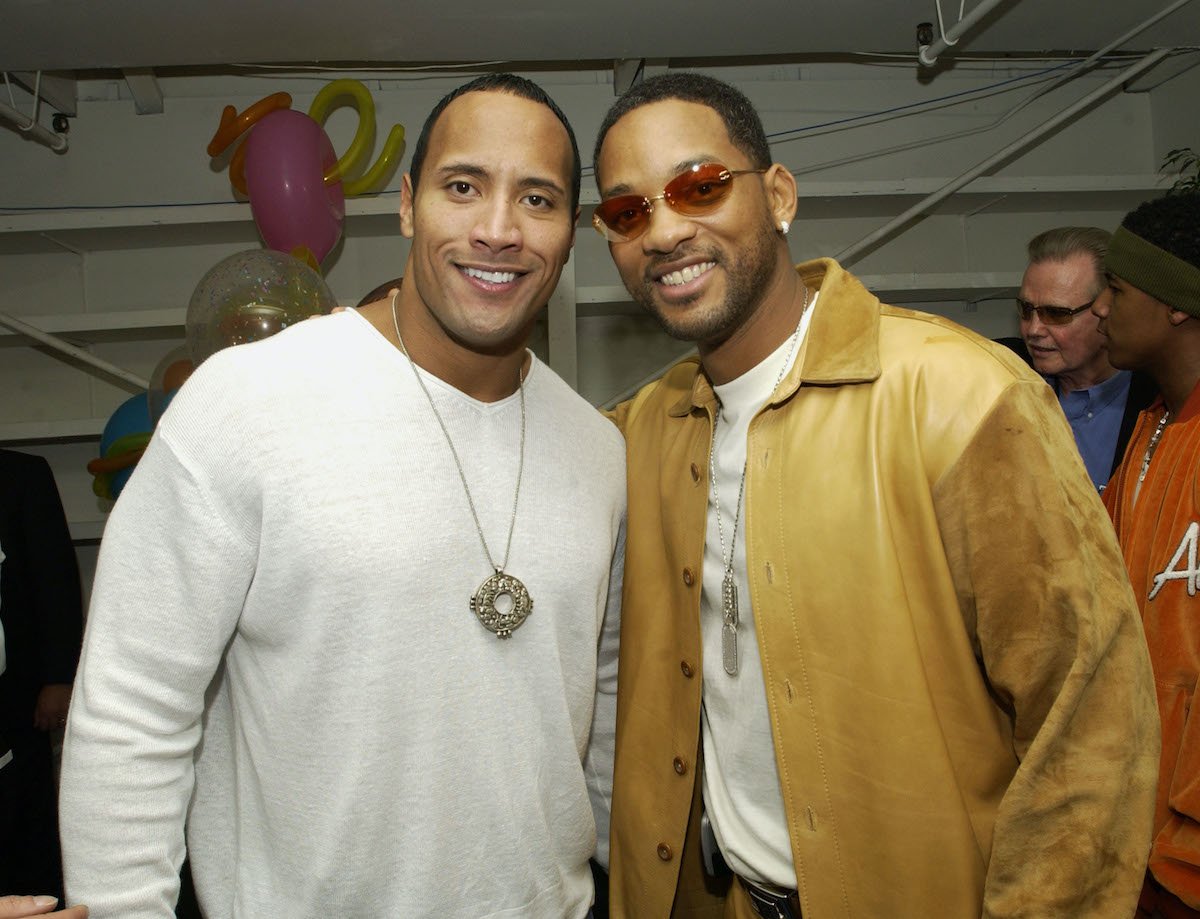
[740,877,802,919]
[700,811,801,917]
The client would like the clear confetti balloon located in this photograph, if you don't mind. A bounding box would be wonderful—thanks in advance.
[186,249,337,367]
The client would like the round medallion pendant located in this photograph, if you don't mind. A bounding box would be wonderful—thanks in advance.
[470,570,533,639]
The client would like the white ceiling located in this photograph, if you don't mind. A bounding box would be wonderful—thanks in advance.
[2,0,1198,73]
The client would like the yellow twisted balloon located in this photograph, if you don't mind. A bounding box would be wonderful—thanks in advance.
[309,79,406,196]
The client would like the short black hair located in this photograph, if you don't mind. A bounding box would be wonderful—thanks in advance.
[1122,193,1200,269]
[593,72,772,176]
[408,73,581,212]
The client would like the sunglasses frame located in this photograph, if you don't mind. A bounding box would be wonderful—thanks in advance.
[1015,296,1098,327]
[592,163,767,242]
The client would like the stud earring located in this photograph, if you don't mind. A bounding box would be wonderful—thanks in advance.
[779,220,790,235]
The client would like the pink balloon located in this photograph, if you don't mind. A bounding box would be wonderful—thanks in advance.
[243,109,345,264]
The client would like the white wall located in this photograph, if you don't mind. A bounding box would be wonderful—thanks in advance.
[0,56,1185,563]
[1150,60,1200,169]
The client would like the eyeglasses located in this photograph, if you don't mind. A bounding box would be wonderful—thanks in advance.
[592,163,767,242]
[1015,296,1098,326]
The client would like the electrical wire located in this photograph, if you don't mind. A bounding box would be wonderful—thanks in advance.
[934,0,960,48]
[581,56,1099,177]
[788,47,1197,178]
[765,58,1082,144]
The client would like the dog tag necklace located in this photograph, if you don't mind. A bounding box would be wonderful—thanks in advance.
[392,292,533,639]
[1133,409,1172,506]
[709,285,809,675]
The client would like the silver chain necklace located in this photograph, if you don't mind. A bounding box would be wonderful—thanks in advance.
[391,292,533,639]
[1138,409,1172,485]
[710,284,810,676]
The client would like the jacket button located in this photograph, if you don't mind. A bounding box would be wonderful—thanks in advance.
[657,843,673,861]
[682,567,695,587]
[680,660,694,678]
[673,756,688,775]
[690,462,701,482]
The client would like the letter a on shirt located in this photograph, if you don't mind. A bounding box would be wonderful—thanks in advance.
[1150,521,1200,600]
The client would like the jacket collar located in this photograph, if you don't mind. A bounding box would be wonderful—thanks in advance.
[668,257,883,417]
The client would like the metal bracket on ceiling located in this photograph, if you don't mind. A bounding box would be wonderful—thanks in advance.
[613,60,644,95]
[612,59,670,95]
[10,71,77,116]
[918,0,1007,68]
[123,68,164,114]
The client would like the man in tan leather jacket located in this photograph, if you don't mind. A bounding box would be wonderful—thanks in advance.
[592,72,1159,919]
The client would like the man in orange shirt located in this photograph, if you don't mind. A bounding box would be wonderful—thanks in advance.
[1097,191,1200,919]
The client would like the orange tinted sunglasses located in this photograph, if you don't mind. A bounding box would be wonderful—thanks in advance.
[592,163,767,242]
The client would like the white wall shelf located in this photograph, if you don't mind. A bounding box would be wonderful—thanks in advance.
[789,174,1170,214]
[0,173,1147,344]
[0,195,405,255]
[0,417,109,444]
[854,271,1023,303]
[0,307,185,339]
[68,518,107,543]
[0,174,1169,251]
[575,271,1024,318]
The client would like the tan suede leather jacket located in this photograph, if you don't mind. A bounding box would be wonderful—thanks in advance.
[607,258,1159,919]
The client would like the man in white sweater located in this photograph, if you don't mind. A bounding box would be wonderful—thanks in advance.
[59,74,625,919]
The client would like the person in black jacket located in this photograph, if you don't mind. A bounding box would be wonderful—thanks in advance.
[0,449,83,905]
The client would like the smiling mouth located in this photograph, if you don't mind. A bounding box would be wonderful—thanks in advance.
[462,266,520,284]
[659,262,716,288]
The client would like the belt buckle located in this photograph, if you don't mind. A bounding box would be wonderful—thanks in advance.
[742,879,799,919]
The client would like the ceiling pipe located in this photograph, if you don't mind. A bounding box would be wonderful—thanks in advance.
[919,0,1009,67]
[1,70,69,152]
[0,99,68,151]
[837,47,1172,266]
[0,312,150,389]
[1086,0,1196,68]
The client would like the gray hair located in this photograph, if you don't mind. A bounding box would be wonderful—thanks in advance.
[1026,226,1111,294]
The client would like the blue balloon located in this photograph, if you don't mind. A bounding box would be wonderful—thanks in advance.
[100,393,153,456]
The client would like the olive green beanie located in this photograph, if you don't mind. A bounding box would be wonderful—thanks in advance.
[1105,224,1200,318]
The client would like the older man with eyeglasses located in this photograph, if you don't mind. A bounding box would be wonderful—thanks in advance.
[1013,226,1157,490]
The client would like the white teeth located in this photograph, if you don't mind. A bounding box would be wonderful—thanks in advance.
[660,262,715,287]
[464,267,517,284]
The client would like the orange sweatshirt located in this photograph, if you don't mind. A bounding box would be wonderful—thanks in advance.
[1107,382,1200,911]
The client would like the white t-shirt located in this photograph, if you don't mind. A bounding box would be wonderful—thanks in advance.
[702,294,817,889]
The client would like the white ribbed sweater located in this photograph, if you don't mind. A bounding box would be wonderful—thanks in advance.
[60,310,625,918]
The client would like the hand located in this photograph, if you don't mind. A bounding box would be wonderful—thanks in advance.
[32,684,72,732]
[0,895,88,917]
